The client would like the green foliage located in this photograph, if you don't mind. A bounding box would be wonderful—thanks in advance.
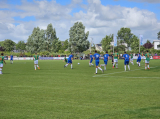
[16,41,26,51]
[130,35,139,52]
[101,34,113,52]
[61,39,68,51]
[0,41,4,47]
[26,24,58,53]
[3,39,16,51]
[157,31,160,40]
[117,27,133,49]
[52,38,62,53]
[69,22,89,53]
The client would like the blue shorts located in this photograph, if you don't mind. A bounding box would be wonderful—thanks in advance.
[137,59,141,62]
[95,60,99,66]
[104,60,108,65]
[68,60,72,64]
[90,59,93,63]
[10,58,13,61]
[124,61,129,65]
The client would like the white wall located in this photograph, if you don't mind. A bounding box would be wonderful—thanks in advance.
[154,40,160,50]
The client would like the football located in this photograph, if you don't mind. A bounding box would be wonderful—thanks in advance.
[78,63,80,65]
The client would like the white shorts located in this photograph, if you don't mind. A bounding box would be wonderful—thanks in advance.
[34,60,38,64]
[145,60,149,64]
[114,59,118,63]
[0,64,3,67]
[130,58,133,61]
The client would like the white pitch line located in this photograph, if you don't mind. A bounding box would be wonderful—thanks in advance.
[94,76,160,79]
[93,66,158,77]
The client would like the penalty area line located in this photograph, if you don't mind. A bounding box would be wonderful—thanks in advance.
[93,66,158,77]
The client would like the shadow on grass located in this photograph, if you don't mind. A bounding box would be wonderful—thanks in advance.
[126,106,160,118]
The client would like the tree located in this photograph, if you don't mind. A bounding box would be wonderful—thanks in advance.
[26,24,58,53]
[143,40,153,49]
[16,41,26,51]
[68,22,89,53]
[3,39,15,51]
[26,27,46,53]
[157,31,160,40]
[101,34,113,52]
[117,27,133,50]
[61,39,68,51]
[45,23,57,51]
[130,35,139,52]
[0,41,4,47]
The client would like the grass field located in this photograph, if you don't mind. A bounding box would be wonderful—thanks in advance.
[0,59,160,119]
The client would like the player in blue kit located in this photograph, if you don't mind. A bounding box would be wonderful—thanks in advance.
[137,53,141,67]
[93,50,103,74]
[103,51,109,70]
[89,53,94,66]
[10,54,13,64]
[64,53,73,69]
[123,52,130,71]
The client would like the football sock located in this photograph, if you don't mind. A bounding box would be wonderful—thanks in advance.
[116,64,118,68]
[89,63,90,66]
[71,64,72,69]
[128,65,130,70]
[105,66,106,70]
[113,63,115,67]
[145,66,147,69]
[0,68,2,74]
[65,64,68,67]
[139,63,140,66]
[98,67,102,71]
[148,65,149,68]
[37,65,39,67]
[96,68,98,73]
[124,65,126,71]
[34,65,36,70]
[137,62,138,64]
[91,63,94,66]
[12,61,13,63]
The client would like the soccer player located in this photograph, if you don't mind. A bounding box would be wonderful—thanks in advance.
[110,52,115,67]
[141,52,145,62]
[64,53,73,69]
[33,53,40,70]
[0,53,6,74]
[10,54,13,64]
[137,53,141,67]
[130,53,134,65]
[63,55,67,63]
[103,51,109,70]
[123,52,130,71]
[93,50,103,74]
[113,50,119,68]
[89,53,94,66]
[145,50,151,70]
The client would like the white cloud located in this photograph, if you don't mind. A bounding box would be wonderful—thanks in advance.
[128,0,160,3]
[0,0,160,44]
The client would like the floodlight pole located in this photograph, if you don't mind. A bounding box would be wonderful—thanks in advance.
[113,34,114,54]
[139,34,140,53]
[90,37,93,53]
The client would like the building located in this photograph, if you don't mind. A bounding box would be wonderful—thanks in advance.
[95,44,103,52]
[153,40,160,50]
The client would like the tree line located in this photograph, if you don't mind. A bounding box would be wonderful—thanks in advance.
[0,22,90,54]
[0,22,160,55]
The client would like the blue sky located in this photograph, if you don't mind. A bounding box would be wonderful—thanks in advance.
[0,0,160,43]
[5,0,160,23]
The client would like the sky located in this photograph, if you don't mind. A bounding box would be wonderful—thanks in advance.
[0,0,160,44]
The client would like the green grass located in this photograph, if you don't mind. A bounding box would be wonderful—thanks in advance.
[0,59,160,119]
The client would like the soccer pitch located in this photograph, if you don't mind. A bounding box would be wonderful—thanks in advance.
[0,60,160,119]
